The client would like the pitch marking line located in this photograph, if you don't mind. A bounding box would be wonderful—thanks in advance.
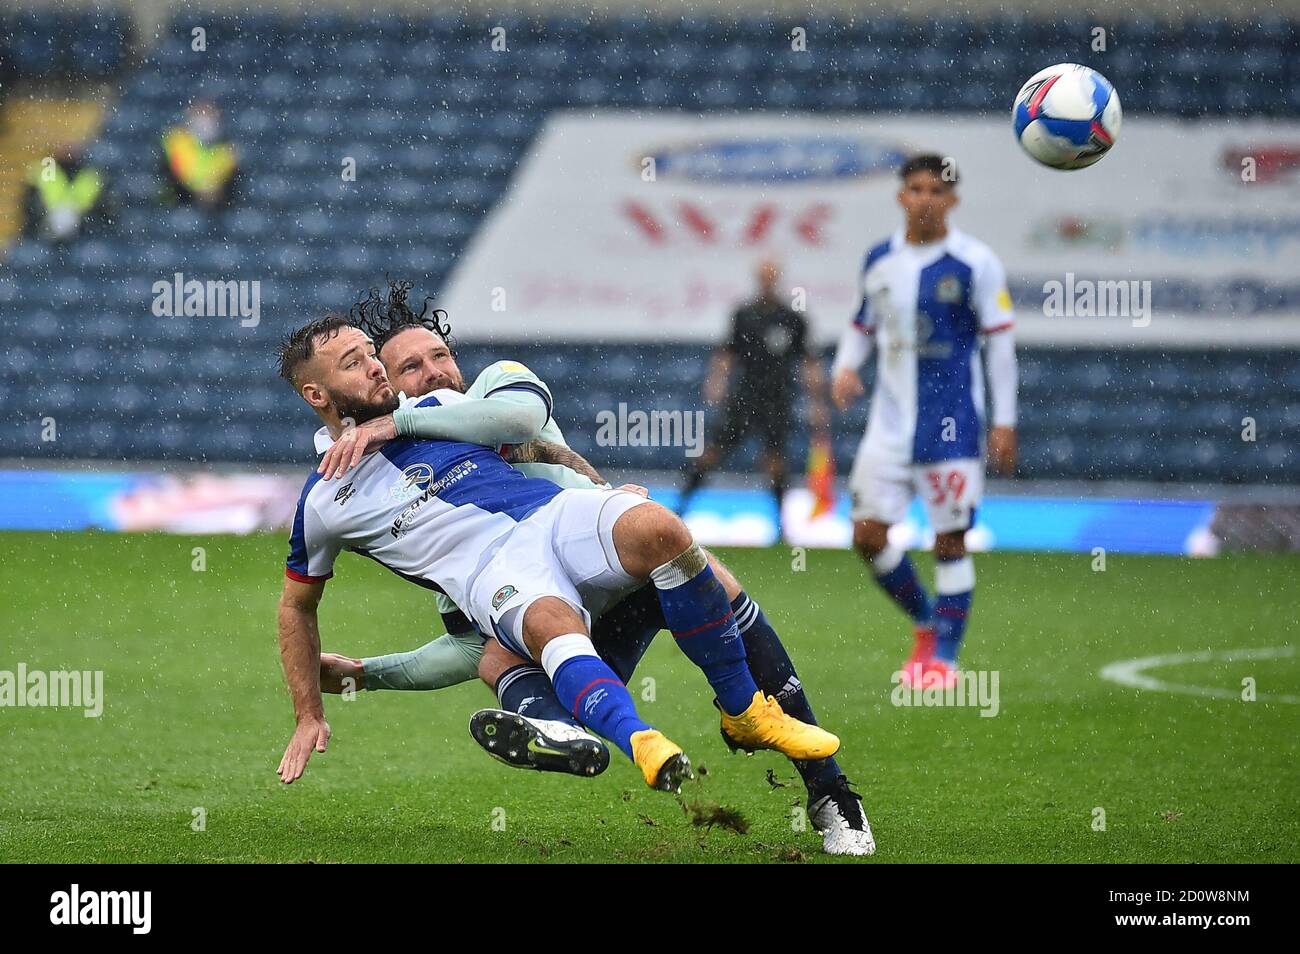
[1100,646,1300,704]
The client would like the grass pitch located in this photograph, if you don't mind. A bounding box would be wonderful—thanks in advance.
[0,531,1296,863]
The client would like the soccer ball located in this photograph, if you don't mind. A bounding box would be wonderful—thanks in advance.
[1012,64,1121,170]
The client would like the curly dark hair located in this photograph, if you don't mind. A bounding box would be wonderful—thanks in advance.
[348,279,454,357]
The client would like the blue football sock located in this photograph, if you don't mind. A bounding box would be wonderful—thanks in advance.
[871,546,934,625]
[732,591,842,796]
[933,556,975,665]
[651,545,758,717]
[495,664,580,727]
[543,635,652,760]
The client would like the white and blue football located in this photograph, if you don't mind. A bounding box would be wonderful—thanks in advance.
[1013,63,1122,170]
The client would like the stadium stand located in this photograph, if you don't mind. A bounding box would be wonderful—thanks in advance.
[1,10,1296,482]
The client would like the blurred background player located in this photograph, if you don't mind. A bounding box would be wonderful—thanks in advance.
[830,153,1018,687]
[678,257,829,539]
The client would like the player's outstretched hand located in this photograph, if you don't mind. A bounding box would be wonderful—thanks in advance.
[831,368,864,412]
[277,716,331,784]
[318,416,398,481]
[988,426,1018,476]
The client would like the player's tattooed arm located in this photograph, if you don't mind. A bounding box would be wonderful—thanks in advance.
[501,440,538,464]
[529,439,606,484]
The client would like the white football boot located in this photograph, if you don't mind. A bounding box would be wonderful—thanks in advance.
[809,776,876,856]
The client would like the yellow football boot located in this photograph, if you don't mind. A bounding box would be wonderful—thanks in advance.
[719,691,841,760]
[630,729,694,793]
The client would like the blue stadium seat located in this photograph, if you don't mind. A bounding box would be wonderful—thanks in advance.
[2,10,1295,479]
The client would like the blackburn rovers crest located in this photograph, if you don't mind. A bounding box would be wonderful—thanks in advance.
[492,585,518,610]
[936,275,965,303]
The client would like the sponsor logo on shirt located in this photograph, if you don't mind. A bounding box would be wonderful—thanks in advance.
[389,463,436,502]
[389,460,480,537]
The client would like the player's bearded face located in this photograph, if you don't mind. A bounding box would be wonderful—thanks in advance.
[381,327,465,397]
[315,328,399,424]
[332,378,399,424]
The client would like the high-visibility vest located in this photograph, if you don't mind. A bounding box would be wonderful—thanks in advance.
[162,127,236,194]
[27,160,102,215]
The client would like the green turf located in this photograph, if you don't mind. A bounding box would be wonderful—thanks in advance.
[0,531,1296,863]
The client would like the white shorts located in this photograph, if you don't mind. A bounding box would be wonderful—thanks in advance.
[466,488,650,660]
[847,451,983,534]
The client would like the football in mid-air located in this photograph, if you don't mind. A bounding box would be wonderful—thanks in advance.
[1012,63,1122,170]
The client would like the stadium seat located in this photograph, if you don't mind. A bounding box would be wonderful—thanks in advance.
[2,10,1295,483]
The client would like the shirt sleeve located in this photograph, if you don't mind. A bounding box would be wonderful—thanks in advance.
[392,389,548,447]
[831,321,873,374]
[471,359,569,444]
[851,292,874,333]
[472,360,553,422]
[851,256,875,333]
[359,631,485,691]
[974,250,1015,335]
[285,480,340,583]
[984,323,1018,428]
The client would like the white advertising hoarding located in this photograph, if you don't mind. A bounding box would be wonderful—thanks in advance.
[441,111,1300,345]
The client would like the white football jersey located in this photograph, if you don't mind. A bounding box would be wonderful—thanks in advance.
[287,388,565,612]
[851,227,1013,464]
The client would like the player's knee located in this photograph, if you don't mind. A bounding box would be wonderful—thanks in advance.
[852,520,888,558]
[641,507,694,565]
[934,532,967,561]
[614,501,694,577]
[521,597,589,657]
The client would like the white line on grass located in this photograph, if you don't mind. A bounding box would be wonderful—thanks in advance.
[1100,646,1300,704]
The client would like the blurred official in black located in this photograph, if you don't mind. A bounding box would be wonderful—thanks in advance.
[678,258,828,538]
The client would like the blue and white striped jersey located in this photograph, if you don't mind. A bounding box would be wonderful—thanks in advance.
[850,227,1014,464]
[286,389,563,610]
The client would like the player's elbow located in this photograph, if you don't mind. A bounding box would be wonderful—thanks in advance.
[279,577,324,614]
[494,401,548,444]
